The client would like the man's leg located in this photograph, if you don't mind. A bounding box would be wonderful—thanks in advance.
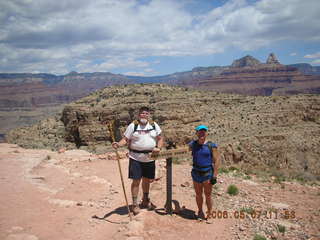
[140,161,156,209]
[128,158,142,215]
[131,178,141,205]
[141,177,156,209]
[131,178,141,215]
[193,181,205,219]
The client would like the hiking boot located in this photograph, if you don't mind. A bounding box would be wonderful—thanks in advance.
[140,198,156,210]
[130,204,140,215]
[206,211,214,224]
[197,211,206,221]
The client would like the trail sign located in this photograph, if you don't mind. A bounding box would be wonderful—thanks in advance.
[150,147,190,160]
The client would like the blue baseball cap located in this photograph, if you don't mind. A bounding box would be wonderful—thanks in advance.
[195,125,208,131]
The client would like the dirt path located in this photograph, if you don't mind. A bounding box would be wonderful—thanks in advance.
[0,143,319,240]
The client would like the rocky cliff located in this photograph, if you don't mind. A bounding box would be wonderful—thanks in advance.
[0,72,133,109]
[7,84,320,181]
[0,72,134,140]
[2,53,320,140]
[196,54,320,95]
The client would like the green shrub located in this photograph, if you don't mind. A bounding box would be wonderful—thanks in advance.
[253,234,266,240]
[227,184,239,196]
[229,166,238,171]
[219,167,230,174]
[243,175,252,180]
[240,207,254,214]
[277,224,286,233]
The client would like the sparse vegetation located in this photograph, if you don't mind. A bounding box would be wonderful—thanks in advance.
[253,234,267,240]
[227,184,239,196]
[277,224,286,234]
[240,207,254,214]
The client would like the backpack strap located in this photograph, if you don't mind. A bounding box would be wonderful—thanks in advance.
[207,141,213,159]
[191,140,215,162]
[132,120,156,133]
[133,120,139,133]
[190,140,197,157]
[149,120,156,131]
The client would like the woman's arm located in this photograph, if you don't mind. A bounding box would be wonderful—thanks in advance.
[212,148,220,177]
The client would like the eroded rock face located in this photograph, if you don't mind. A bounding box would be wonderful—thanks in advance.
[266,53,280,64]
[231,55,261,67]
[7,84,320,180]
[198,63,320,96]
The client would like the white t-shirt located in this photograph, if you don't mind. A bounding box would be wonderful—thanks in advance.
[124,121,162,162]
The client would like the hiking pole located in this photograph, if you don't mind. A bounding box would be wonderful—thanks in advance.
[108,120,132,221]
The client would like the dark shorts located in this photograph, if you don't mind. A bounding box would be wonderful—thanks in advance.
[191,168,213,183]
[129,158,155,179]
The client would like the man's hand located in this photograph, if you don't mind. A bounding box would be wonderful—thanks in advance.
[112,142,120,149]
[152,147,161,153]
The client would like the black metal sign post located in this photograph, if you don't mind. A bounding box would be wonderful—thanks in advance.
[164,157,173,215]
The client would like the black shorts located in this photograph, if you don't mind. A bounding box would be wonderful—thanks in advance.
[129,158,155,179]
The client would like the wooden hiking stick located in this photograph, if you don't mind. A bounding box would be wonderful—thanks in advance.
[108,120,132,221]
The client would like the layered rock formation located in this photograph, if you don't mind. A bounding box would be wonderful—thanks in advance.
[1,53,320,140]
[7,84,320,181]
[0,72,133,109]
[197,54,320,95]
[0,72,134,140]
[289,63,320,75]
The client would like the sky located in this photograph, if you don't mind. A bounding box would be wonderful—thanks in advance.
[0,0,320,76]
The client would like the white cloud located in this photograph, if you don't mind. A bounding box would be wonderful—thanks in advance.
[75,57,150,73]
[290,52,297,56]
[304,52,320,59]
[0,0,320,74]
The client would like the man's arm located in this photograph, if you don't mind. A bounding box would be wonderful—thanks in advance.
[153,135,163,152]
[212,148,220,178]
[112,136,128,149]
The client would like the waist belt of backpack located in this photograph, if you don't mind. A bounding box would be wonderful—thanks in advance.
[193,169,211,177]
[193,164,212,169]
[130,149,152,154]
[193,164,212,176]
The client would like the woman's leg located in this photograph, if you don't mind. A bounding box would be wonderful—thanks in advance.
[193,181,205,218]
[203,180,213,218]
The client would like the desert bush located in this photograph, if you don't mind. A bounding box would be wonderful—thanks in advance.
[240,207,254,214]
[227,184,239,196]
[277,224,286,234]
[253,234,266,240]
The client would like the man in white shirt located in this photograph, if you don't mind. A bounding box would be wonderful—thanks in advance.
[112,106,163,215]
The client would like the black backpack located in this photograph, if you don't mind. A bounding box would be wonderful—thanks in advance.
[132,120,156,133]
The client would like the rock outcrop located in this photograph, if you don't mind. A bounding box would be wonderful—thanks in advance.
[7,84,320,181]
[231,55,261,67]
[266,53,280,64]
